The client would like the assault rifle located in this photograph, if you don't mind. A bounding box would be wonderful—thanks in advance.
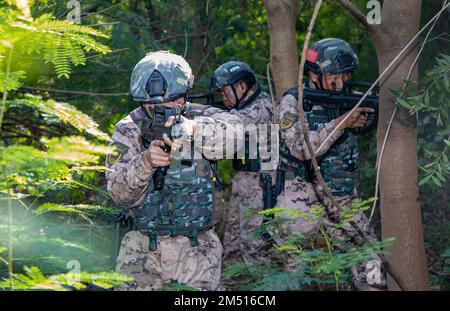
[148,105,183,191]
[286,82,379,134]
[187,92,225,110]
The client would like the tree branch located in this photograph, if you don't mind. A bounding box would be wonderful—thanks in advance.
[296,0,340,212]
[20,86,129,97]
[336,0,372,31]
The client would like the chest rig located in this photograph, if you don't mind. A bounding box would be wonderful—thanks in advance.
[280,89,358,197]
[130,107,215,251]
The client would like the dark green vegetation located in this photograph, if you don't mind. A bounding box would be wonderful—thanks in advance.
[0,0,448,290]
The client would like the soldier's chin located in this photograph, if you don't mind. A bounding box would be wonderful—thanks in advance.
[224,101,235,110]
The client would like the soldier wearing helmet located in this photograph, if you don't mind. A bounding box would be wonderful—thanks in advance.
[274,38,386,290]
[106,51,244,291]
[208,61,275,270]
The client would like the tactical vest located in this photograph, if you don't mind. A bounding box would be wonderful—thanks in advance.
[280,89,358,197]
[130,106,215,251]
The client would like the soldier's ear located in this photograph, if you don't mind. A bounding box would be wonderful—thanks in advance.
[241,80,248,90]
[310,72,319,83]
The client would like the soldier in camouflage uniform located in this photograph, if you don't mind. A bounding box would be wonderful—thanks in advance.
[275,38,386,290]
[209,61,274,266]
[106,51,244,291]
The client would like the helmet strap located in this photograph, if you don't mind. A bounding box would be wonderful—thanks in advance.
[237,84,260,110]
[140,103,153,119]
[230,84,240,108]
[232,80,255,109]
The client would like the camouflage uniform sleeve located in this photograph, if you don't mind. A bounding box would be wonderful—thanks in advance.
[195,96,272,159]
[203,95,273,125]
[191,108,244,159]
[105,116,155,208]
[230,96,273,125]
[279,94,344,160]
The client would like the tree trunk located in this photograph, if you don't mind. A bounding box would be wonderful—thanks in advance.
[263,0,298,100]
[372,0,430,290]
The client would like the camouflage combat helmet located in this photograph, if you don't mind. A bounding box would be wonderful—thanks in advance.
[210,60,257,109]
[130,50,194,104]
[305,38,359,75]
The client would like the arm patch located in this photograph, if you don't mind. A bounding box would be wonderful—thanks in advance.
[106,141,129,167]
[280,112,298,130]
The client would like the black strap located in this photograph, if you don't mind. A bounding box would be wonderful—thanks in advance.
[232,159,260,172]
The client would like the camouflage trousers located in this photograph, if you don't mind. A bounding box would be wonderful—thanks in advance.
[115,229,222,291]
[222,171,274,266]
[274,176,386,291]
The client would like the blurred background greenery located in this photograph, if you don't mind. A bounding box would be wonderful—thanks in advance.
[0,0,448,290]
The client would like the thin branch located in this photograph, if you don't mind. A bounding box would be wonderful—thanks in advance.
[195,48,213,78]
[85,48,130,60]
[183,29,188,58]
[20,86,129,97]
[83,22,121,27]
[336,0,371,31]
[266,63,276,121]
[295,0,340,212]
[81,0,129,20]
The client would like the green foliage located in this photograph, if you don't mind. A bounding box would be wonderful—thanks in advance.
[0,2,121,290]
[36,203,116,223]
[442,248,450,274]
[226,198,394,291]
[7,95,110,141]
[217,159,235,185]
[0,7,111,81]
[160,282,200,292]
[0,136,112,196]
[0,68,26,93]
[0,266,132,291]
[222,263,311,291]
[394,55,450,188]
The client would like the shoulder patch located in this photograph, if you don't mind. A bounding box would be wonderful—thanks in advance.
[280,112,298,130]
[106,141,129,166]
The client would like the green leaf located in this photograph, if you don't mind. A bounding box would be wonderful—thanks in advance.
[436,171,446,182]
[431,176,442,187]
[396,98,412,110]
[443,248,450,257]
[424,92,430,107]
[9,95,110,141]
[390,88,403,98]
[418,175,432,186]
